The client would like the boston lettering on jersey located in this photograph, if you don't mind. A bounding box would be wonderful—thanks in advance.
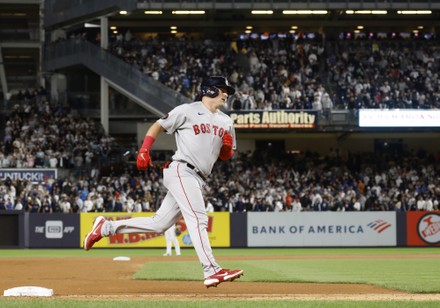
[193,123,226,136]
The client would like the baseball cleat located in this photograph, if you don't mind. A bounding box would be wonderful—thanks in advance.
[204,269,244,288]
[84,216,106,251]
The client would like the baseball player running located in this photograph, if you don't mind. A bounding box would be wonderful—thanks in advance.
[163,224,181,256]
[84,76,243,287]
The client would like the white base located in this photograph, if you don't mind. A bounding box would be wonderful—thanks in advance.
[3,286,53,297]
[113,256,131,261]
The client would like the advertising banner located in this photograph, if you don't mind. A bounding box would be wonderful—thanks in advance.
[226,110,317,129]
[27,213,80,247]
[80,212,230,248]
[248,212,396,247]
[0,168,57,183]
[407,211,440,246]
[359,109,440,127]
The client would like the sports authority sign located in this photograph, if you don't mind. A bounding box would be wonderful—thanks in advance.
[226,111,317,129]
[247,212,396,247]
[407,211,440,246]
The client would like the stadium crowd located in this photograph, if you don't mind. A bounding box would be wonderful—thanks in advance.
[106,32,440,112]
[0,139,438,213]
[1,33,439,214]
[0,96,116,170]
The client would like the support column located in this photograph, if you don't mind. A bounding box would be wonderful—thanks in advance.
[0,47,8,101]
[100,16,109,134]
[100,77,109,135]
[50,73,66,104]
[100,16,108,50]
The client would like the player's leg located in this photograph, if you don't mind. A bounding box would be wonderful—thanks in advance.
[106,192,180,235]
[165,163,243,287]
[164,230,172,256]
[84,192,181,250]
[173,237,181,256]
[164,163,221,277]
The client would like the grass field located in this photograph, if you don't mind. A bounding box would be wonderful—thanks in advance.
[0,247,439,307]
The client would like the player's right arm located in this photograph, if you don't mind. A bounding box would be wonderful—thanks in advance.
[136,121,165,170]
[146,121,165,139]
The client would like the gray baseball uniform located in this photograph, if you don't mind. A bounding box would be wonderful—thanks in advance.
[101,101,236,278]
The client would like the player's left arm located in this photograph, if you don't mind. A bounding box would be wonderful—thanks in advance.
[219,126,235,160]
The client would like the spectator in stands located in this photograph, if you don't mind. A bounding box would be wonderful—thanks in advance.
[82,195,94,212]
[59,195,72,213]
[291,196,302,212]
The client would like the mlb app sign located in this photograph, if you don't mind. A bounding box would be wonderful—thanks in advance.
[28,214,79,247]
[248,212,396,247]
[45,220,64,239]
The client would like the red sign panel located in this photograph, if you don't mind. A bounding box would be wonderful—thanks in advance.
[407,211,440,246]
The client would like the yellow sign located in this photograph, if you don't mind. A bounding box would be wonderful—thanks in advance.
[80,212,230,248]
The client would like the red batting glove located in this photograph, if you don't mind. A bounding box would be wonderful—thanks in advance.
[222,132,233,150]
[219,132,234,160]
[136,136,155,170]
[137,148,153,170]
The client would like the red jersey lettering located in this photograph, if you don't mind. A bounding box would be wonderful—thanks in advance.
[212,125,219,135]
[193,124,200,135]
[194,123,227,137]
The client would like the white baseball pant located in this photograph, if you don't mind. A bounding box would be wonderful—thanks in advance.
[103,161,221,277]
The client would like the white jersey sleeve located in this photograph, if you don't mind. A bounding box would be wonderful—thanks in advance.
[157,102,235,176]
[157,104,188,135]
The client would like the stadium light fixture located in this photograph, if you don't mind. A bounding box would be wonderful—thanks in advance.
[397,10,432,15]
[346,10,387,15]
[0,13,26,16]
[283,10,328,15]
[119,11,128,15]
[251,10,273,15]
[5,55,31,59]
[172,10,205,14]
[84,23,99,28]
[144,11,162,15]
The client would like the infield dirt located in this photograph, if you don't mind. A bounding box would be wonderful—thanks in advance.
[1,255,439,301]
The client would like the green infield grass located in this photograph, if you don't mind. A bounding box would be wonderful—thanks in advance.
[0,247,439,307]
